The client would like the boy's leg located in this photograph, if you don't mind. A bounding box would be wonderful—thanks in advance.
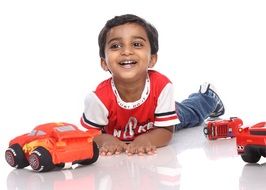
[175,83,225,129]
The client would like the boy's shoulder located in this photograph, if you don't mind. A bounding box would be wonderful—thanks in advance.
[148,70,173,95]
[93,78,115,106]
[94,78,112,94]
[148,70,172,83]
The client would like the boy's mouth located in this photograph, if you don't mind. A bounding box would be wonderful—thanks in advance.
[119,60,137,66]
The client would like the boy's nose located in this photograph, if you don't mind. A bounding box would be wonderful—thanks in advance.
[121,46,133,56]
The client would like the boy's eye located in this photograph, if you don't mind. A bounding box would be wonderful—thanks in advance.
[133,42,143,48]
[110,43,121,49]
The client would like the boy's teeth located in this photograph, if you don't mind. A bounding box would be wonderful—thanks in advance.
[120,60,136,65]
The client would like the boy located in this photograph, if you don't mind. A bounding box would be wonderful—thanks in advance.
[81,14,224,156]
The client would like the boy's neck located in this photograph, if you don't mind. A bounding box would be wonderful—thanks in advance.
[113,76,147,102]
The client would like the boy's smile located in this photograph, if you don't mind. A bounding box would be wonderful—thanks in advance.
[119,59,137,69]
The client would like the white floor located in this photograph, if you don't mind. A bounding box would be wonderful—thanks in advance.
[2,125,265,190]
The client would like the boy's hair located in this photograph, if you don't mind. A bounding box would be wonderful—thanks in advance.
[98,14,159,58]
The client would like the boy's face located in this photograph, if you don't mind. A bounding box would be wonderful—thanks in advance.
[101,23,157,83]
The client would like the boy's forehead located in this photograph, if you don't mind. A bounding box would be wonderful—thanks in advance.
[106,23,148,41]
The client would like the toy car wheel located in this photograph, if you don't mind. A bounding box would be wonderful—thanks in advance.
[5,144,29,169]
[241,148,261,163]
[203,127,209,136]
[79,141,99,165]
[29,147,55,172]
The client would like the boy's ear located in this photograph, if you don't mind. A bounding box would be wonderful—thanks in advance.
[100,58,109,71]
[148,54,158,68]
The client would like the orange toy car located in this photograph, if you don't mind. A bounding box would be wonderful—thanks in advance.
[5,122,100,172]
[203,117,243,140]
[236,122,266,163]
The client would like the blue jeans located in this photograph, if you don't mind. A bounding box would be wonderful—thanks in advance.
[175,93,217,129]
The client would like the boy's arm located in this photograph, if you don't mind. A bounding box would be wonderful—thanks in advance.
[126,126,174,155]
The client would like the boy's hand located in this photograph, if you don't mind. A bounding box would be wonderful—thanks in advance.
[125,127,173,156]
[94,134,127,156]
[125,135,156,156]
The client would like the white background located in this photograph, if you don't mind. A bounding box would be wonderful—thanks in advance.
[0,0,266,189]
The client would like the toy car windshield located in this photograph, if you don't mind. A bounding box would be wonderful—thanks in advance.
[55,125,76,132]
[28,130,46,136]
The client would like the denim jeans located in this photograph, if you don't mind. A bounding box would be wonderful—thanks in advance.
[175,93,217,129]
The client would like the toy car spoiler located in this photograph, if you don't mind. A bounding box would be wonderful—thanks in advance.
[52,128,100,140]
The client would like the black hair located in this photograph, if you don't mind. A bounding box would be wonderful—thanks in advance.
[98,14,159,58]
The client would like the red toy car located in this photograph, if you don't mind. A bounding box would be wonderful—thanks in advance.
[236,121,266,163]
[203,117,243,140]
[5,122,100,172]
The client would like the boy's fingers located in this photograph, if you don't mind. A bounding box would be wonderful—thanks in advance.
[136,146,145,155]
[126,145,136,155]
[100,148,107,156]
[100,143,127,156]
[146,146,156,155]
[100,145,115,156]
[107,151,114,156]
